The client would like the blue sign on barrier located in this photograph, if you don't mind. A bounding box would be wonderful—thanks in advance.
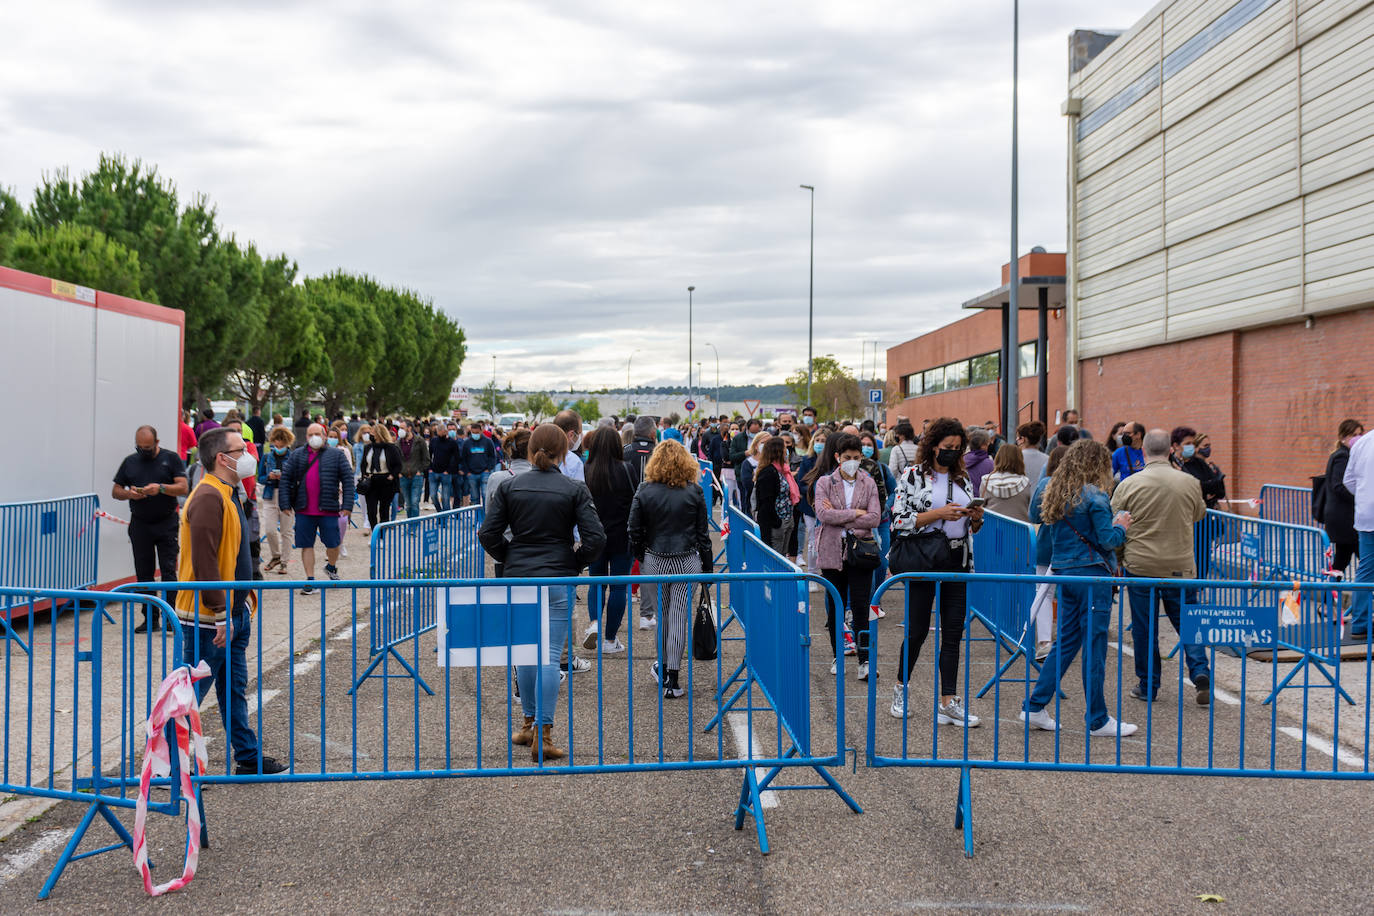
[437,585,547,666]
[1181,603,1276,648]
[1240,531,1260,562]
[423,528,439,559]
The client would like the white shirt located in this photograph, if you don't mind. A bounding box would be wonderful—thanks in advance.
[560,449,584,482]
[928,471,972,539]
[841,477,856,508]
[1345,433,1374,532]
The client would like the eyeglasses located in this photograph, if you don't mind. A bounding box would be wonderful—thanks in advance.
[224,447,246,457]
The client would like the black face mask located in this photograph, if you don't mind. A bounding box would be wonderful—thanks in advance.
[137,446,156,460]
[936,448,961,469]
[1198,446,1212,458]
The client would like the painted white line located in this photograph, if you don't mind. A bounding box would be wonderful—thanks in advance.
[332,621,369,641]
[1278,726,1368,769]
[201,687,280,715]
[897,902,1090,913]
[0,828,74,882]
[293,649,332,678]
[1109,641,1240,707]
[296,731,370,759]
[726,713,779,809]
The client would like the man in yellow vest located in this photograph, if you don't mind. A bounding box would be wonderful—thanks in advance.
[176,426,286,775]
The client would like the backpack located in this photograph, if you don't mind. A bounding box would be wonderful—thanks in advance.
[1311,474,1328,525]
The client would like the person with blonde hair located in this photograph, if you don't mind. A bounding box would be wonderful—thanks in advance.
[628,439,713,699]
[359,423,402,528]
[1022,439,1136,738]
[258,425,296,574]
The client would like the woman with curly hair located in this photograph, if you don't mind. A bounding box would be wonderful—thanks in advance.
[888,417,983,726]
[627,439,714,699]
[1022,439,1137,738]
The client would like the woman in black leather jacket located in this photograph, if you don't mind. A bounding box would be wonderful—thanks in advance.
[628,439,713,699]
[479,424,605,762]
[1324,418,1364,577]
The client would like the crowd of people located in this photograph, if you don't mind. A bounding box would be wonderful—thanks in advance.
[109,400,1374,767]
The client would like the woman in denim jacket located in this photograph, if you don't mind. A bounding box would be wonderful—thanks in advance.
[1022,439,1137,738]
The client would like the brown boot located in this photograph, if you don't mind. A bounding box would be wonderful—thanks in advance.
[511,716,535,746]
[532,724,565,762]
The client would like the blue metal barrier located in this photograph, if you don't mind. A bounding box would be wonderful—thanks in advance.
[0,495,101,621]
[1259,484,1313,528]
[359,506,484,693]
[110,571,857,862]
[1,587,192,899]
[965,511,1043,697]
[866,571,1374,858]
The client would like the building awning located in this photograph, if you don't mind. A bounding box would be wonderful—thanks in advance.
[961,277,1067,311]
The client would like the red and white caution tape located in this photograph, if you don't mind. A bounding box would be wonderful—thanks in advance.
[95,509,130,526]
[1217,498,1261,509]
[133,660,212,897]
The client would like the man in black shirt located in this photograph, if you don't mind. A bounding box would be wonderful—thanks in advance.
[112,425,189,631]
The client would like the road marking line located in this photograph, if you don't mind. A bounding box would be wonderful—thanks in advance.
[332,621,369,641]
[0,828,73,882]
[897,902,1090,912]
[295,731,369,759]
[293,649,332,678]
[1278,726,1367,769]
[726,713,778,809]
[1109,641,1241,708]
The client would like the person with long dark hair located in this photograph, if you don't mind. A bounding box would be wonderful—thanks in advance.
[479,424,605,762]
[359,424,402,528]
[1325,419,1365,634]
[581,426,640,654]
[888,417,983,727]
[753,435,800,555]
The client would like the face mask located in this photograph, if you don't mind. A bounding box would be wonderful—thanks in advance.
[308,435,325,449]
[470,432,481,440]
[803,415,815,426]
[1119,434,1132,447]
[861,445,874,458]
[936,448,961,469]
[327,436,339,447]
[397,428,408,439]
[813,441,825,455]
[448,430,457,439]
[1181,444,1195,459]
[361,433,371,443]
[272,445,287,456]
[1198,446,1212,458]
[137,446,156,460]
[232,452,257,480]
[571,434,582,451]
[840,459,861,477]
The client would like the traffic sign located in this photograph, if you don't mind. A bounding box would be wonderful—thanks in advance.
[743,399,761,417]
[868,388,883,403]
[684,399,696,411]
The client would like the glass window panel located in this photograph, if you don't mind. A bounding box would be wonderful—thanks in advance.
[1019,341,1037,378]
[970,352,999,385]
[945,360,969,390]
[924,366,944,394]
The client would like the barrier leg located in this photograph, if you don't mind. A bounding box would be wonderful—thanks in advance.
[702,676,752,735]
[38,800,135,900]
[1263,655,1355,706]
[734,768,771,854]
[348,645,435,696]
[954,765,974,858]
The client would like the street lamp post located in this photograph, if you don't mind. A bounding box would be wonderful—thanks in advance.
[491,354,497,420]
[704,342,720,417]
[687,286,695,414]
[800,184,815,407]
[626,348,642,415]
[1002,0,1021,441]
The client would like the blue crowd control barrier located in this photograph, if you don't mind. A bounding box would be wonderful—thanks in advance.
[0,587,194,899]
[866,571,1374,857]
[110,572,857,862]
[359,506,484,694]
[0,495,101,621]
[965,511,1045,697]
[1194,510,1342,700]
[1259,484,1313,528]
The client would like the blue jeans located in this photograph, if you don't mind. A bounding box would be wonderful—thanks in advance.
[399,475,424,518]
[467,471,490,506]
[189,607,261,766]
[428,471,451,512]
[518,586,571,726]
[1025,565,1112,730]
[1126,573,1208,694]
[588,550,633,640]
[1350,530,1374,634]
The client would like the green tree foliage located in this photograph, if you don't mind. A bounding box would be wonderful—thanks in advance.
[785,355,865,421]
[5,223,146,297]
[569,397,602,423]
[227,256,328,412]
[477,380,515,417]
[304,272,386,418]
[522,391,557,422]
[0,186,24,261]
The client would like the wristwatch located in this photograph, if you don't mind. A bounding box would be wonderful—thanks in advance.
[157,484,165,495]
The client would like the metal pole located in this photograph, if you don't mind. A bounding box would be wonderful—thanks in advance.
[687,286,695,414]
[800,184,815,407]
[1003,0,1020,441]
[705,342,720,417]
[1037,286,1049,426]
[491,354,497,419]
[626,348,641,415]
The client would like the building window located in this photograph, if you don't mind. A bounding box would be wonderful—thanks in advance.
[970,352,999,385]
[924,366,945,394]
[1019,341,1037,378]
[946,359,969,389]
[903,372,923,397]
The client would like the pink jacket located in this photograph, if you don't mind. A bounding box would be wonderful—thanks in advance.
[813,470,882,570]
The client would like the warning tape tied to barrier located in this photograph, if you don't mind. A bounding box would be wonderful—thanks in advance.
[133,660,212,897]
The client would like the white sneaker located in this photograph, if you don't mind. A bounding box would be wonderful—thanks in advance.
[582,622,599,650]
[1035,641,1053,661]
[639,617,655,630]
[1089,716,1138,738]
[937,695,980,728]
[856,662,870,681]
[797,556,806,568]
[889,683,909,719]
[599,639,625,655]
[340,545,349,558]
[1020,708,1058,731]
[830,657,837,675]
[563,656,591,674]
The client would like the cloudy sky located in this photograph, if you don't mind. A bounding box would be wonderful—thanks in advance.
[2,0,1147,392]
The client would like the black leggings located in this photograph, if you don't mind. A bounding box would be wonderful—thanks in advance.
[822,563,872,662]
[365,477,398,527]
[897,577,967,695]
[1333,541,1360,577]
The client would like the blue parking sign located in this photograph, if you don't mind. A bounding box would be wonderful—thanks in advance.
[868,388,882,403]
[436,585,549,667]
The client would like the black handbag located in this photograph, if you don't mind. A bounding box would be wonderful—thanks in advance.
[355,475,372,496]
[889,530,954,573]
[692,587,718,661]
[843,533,882,570]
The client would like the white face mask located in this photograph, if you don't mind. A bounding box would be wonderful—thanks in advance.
[570,433,582,451]
[840,459,861,478]
[232,452,257,480]
[397,428,408,439]
[308,434,325,449]
[362,433,371,443]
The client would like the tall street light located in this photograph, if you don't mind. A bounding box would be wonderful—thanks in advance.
[626,348,642,415]
[1002,0,1021,441]
[800,184,815,407]
[491,354,497,419]
[687,285,695,412]
[704,342,720,417]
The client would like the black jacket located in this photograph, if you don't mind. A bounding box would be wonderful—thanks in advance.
[627,481,712,570]
[360,442,403,480]
[1324,446,1357,544]
[479,467,605,576]
[729,431,751,467]
[1177,456,1226,509]
[429,436,457,474]
[623,438,655,478]
[753,464,790,529]
[586,459,640,556]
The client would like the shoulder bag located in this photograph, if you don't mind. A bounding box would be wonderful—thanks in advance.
[888,472,960,573]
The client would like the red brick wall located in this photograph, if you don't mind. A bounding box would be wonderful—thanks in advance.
[1077,309,1374,499]
[886,307,1067,432]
